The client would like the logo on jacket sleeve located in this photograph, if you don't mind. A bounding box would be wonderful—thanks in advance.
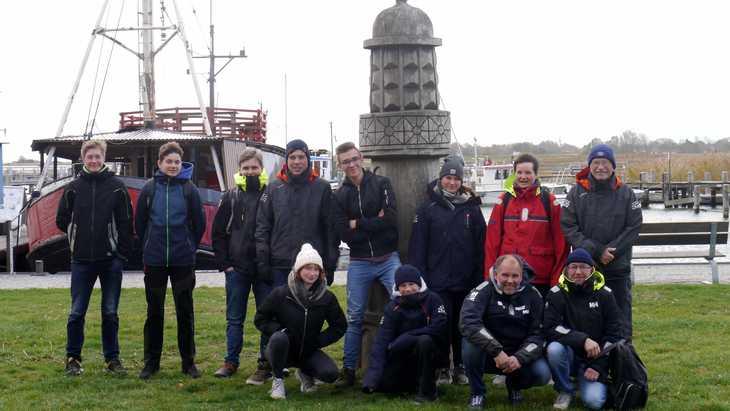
[261,193,269,203]
[437,305,446,315]
[631,200,641,210]
[589,301,599,309]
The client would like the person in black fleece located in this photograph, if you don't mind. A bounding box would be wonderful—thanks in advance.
[362,264,448,404]
[544,248,622,410]
[460,254,550,409]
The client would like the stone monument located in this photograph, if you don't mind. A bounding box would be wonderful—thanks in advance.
[357,0,451,370]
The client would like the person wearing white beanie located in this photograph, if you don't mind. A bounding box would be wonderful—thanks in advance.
[254,244,347,400]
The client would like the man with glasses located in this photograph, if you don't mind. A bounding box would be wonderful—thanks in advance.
[560,144,642,338]
[331,141,401,387]
[544,248,622,410]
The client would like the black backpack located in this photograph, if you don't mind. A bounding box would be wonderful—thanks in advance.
[603,339,649,410]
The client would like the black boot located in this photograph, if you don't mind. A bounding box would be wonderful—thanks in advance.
[139,360,160,380]
[334,367,356,388]
[182,359,201,379]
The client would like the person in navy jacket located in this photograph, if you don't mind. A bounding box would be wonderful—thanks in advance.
[362,265,448,404]
[408,155,487,385]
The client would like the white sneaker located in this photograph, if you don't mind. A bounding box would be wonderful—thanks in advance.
[436,368,452,385]
[492,374,506,385]
[296,369,317,393]
[270,377,286,400]
[553,392,572,410]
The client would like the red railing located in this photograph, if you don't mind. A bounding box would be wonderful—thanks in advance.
[119,107,267,142]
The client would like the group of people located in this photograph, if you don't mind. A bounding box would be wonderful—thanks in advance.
[57,137,642,409]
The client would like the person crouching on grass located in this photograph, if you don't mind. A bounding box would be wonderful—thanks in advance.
[134,142,206,380]
[361,264,448,404]
[254,243,347,400]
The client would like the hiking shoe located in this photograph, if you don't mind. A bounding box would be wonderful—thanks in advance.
[182,363,201,379]
[413,391,438,405]
[270,377,286,399]
[246,360,273,385]
[468,394,485,409]
[138,362,159,380]
[65,357,83,376]
[436,368,451,385]
[553,392,572,410]
[296,369,317,393]
[334,367,356,388]
[508,388,524,405]
[214,362,238,378]
[106,358,127,376]
[492,374,506,385]
[453,366,469,385]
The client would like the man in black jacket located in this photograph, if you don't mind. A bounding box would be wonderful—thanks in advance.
[255,139,338,288]
[544,248,623,410]
[460,254,550,409]
[560,144,642,338]
[331,141,401,386]
[212,148,273,383]
[55,140,133,376]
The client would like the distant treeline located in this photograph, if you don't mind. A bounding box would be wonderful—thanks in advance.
[455,130,730,157]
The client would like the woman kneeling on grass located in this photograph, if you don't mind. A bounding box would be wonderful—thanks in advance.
[135,142,206,380]
[254,243,347,400]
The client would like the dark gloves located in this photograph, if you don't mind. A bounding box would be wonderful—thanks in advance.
[388,333,417,353]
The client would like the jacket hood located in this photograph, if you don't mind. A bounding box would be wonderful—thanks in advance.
[276,163,318,184]
[575,167,621,191]
[557,269,606,293]
[234,171,268,191]
[392,276,429,297]
[287,267,328,307]
[426,179,480,207]
[155,161,194,181]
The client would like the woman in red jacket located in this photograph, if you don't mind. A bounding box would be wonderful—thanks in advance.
[484,154,568,297]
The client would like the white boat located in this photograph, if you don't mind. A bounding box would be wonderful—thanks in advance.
[463,163,513,199]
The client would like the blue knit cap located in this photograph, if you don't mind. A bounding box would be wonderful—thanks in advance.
[587,144,616,169]
[395,264,422,288]
[565,248,594,267]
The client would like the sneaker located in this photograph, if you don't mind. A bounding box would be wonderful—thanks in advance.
[65,357,83,376]
[182,363,201,379]
[138,362,160,380]
[436,368,451,385]
[553,392,572,410]
[296,369,317,393]
[468,394,485,409]
[413,391,438,405]
[508,388,524,405]
[270,377,286,400]
[334,367,356,388]
[246,360,273,385]
[492,374,506,385]
[452,366,469,385]
[106,358,127,376]
[214,362,238,378]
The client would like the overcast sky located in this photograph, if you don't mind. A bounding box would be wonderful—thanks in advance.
[2,0,730,162]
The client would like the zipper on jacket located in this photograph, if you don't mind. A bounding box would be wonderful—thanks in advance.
[300,308,309,360]
[91,180,96,260]
[357,186,375,257]
[165,180,170,267]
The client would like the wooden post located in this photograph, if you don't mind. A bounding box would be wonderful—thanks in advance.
[694,186,701,214]
[710,222,719,284]
[723,172,729,219]
[662,172,670,207]
[704,171,712,195]
[639,172,646,190]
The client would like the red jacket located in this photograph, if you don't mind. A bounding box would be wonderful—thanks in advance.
[485,184,568,286]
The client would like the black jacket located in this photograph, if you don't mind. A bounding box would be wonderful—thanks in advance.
[255,169,338,279]
[333,170,398,259]
[212,176,265,277]
[56,166,133,262]
[561,169,643,278]
[408,181,486,292]
[543,271,623,377]
[254,275,346,363]
[362,284,448,389]
[459,273,545,366]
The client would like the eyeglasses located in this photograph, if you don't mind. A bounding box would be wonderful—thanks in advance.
[567,264,593,272]
[340,156,362,166]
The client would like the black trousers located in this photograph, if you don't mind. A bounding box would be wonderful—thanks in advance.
[143,265,196,365]
[265,331,339,382]
[437,289,469,367]
[377,335,438,396]
[606,277,633,339]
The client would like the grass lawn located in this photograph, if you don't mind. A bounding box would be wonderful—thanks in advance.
[1,284,729,410]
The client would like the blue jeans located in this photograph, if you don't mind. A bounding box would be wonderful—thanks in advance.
[343,252,400,369]
[66,258,123,361]
[224,270,272,366]
[546,342,607,410]
[462,339,551,397]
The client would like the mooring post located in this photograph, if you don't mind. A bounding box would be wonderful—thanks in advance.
[723,172,729,219]
[694,186,701,214]
[704,171,712,195]
[662,172,670,207]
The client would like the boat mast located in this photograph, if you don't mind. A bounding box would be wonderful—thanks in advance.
[141,0,156,128]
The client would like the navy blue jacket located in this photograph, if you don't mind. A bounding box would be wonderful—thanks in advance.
[408,181,486,292]
[362,282,448,389]
[135,162,206,267]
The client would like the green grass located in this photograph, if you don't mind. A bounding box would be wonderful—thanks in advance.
[0,285,729,410]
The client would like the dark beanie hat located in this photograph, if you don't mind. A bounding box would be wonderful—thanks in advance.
[395,264,422,288]
[587,144,616,169]
[286,139,309,159]
[439,155,464,179]
[565,248,594,267]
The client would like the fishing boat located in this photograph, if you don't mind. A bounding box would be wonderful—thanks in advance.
[23,0,284,273]
[463,162,513,202]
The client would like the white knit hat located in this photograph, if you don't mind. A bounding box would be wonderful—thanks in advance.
[293,243,324,274]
